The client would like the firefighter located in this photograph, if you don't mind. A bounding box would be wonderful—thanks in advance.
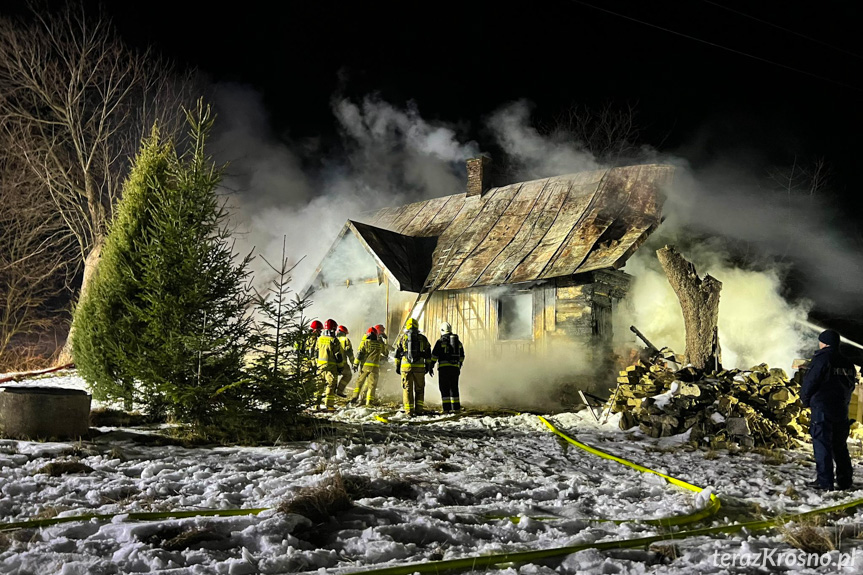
[431,322,465,413]
[335,325,354,397]
[315,318,344,411]
[349,326,389,406]
[801,329,856,490]
[375,324,388,349]
[300,320,323,357]
[394,318,432,416]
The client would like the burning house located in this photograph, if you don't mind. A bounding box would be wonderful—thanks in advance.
[303,158,674,372]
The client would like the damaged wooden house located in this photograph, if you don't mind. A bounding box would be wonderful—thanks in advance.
[303,157,674,363]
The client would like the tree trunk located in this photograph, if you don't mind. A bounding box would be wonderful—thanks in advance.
[56,239,103,365]
[656,245,722,370]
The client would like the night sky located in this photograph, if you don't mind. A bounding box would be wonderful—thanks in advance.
[4,0,863,342]
[100,0,863,184]
[3,0,859,186]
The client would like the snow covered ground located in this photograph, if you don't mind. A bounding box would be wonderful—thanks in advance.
[0,371,862,574]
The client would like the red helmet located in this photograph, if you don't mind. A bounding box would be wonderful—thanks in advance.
[375,324,386,335]
[367,326,376,335]
[324,319,338,331]
[310,320,323,331]
[366,327,377,340]
[337,325,348,334]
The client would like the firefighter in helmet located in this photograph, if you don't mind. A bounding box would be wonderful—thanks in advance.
[349,326,389,406]
[430,322,465,412]
[335,325,355,397]
[375,324,388,348]
[394,318,432,416]
[315,319,344,411]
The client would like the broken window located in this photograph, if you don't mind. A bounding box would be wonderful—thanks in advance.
[498,293,533,340]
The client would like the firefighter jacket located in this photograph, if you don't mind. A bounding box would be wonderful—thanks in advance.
[316,332,343,372]
[294,333,318,359]
[355,338,388,369]
[394,329,431,373]
[337,336,355,368]
[431,333,465,369]
[801,346,857,419]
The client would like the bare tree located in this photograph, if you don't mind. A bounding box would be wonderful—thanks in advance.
[543,100,643,165]
[656,245,722,370]
[0,132,76,368]
[0,2,202,362]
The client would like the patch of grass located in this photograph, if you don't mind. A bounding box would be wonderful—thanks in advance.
[277,471,353,523]
[161,526,226,551]
[89,408,158,427]
[703,449,719,460]
[172,413,328,446]
[783,485,800,499]
[753,447,786,465]
[649,542,679,562]
[32,505,69,520]
[35,461,94,476]
[778,516,836,554]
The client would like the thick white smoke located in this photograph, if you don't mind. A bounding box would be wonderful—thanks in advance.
[486,100,600,180]
[210,85,856,405]
[213,86,479,294]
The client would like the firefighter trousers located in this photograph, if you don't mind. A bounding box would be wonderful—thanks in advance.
[438,366,461,412]
[317,369,339,410]
[351,367,379,405]
[401,370,425,415]
[336,364,353,395]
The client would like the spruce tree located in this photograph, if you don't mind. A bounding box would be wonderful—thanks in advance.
[73,101,254,425]
[131,102,254,426]
[73,127,172,411]
[245,237,318,418]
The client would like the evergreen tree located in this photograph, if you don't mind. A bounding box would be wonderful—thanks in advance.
[73,101,254,425]
[131,102,254,426]
[72,127,173,411]
[244,238,317,418]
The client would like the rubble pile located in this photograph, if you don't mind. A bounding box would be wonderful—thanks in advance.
[609,354,808,449]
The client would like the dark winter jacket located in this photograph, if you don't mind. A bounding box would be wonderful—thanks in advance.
[800,346,857,420]
[431,334,465,369]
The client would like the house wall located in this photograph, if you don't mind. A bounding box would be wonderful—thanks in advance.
[397,269,631,358]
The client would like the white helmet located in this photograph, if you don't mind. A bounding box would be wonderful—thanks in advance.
[440,322,452,334]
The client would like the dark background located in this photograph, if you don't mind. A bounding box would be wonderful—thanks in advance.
[3,0,853,183]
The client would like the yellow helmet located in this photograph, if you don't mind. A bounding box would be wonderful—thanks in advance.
[405,318,418,330]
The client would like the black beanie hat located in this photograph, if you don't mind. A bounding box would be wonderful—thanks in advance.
[818,329,840,347]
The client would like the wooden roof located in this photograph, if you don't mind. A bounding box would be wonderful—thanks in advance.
[358,164,672,291]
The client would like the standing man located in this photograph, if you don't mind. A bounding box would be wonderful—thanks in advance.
[335,325,354,398]
[315,319,344,412]
[349,327,389,406]
[431,322,465,413]
[800,329,856,490]
[394,318,431,416]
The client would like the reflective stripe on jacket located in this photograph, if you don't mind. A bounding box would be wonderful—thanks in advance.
[337,336,354,367]
[316,335,343,370]
[355,339,388,369]
[394,330,431,372]
[432,334,465,368]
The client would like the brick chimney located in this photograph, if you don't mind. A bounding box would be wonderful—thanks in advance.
[466,155,492,198]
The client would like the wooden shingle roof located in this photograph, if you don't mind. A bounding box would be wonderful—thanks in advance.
[360,164,672,291]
